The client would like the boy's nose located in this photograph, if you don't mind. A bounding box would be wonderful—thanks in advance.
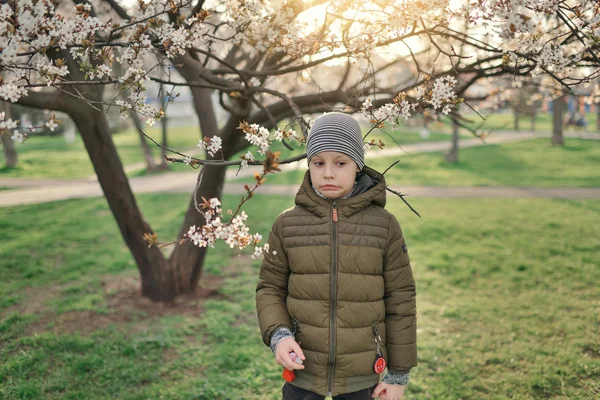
[324,167,334,178]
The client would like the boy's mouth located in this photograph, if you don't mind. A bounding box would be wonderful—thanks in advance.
[320,185,340,191]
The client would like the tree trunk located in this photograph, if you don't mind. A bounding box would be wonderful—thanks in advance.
[1,101,18,168]
[514,109,520,131]
[444,121,459,163]
[169,163,227,290]
[168,87,226,291]
[596,103,600,133]
[552,96,565,146]
[159,83,169,169]
[530,113,536,132]
[71,108,179,301]
[130,110,160,172]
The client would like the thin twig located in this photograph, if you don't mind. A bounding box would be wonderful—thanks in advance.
[382,160,400,176]
[386,187,421,218]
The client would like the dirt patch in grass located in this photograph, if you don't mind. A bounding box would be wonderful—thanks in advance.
[583,344,600,359]
[6,255,257,338]
[16,272,229,336]
[102,272,229,318]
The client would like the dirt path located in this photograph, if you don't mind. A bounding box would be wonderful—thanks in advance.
[1,131,599,207]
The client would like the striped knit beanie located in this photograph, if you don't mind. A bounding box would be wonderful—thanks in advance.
[306,112,365,170]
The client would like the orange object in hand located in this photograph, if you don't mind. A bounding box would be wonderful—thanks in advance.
[282,368,295,382]
[282,351,302,382]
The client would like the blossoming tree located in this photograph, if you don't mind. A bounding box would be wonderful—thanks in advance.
[1,0,598,301]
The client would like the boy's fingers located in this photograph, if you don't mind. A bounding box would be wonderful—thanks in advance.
[372,383,384,398]
[275,354,284,367]
[276,352,299,371]
[283,359,303,371]
[291,343,305,360]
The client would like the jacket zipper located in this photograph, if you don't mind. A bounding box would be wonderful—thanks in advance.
[327,201,338,396]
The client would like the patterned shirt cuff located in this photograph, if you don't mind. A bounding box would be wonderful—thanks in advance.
[383,370,410,386]
[269,327,294,353]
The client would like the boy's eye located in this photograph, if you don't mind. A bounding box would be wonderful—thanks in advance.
[337,162,346,166]
[313,161,323,166]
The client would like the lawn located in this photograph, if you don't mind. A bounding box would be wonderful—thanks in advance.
[0,125,204,180]
[460,111,598,134]
[1,193,599,399]
[260,138,600,188]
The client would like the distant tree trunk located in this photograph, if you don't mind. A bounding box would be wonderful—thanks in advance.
[530,113,536,131]
[130,110,161,172]
[159,82,169,169]
[552,96,566,146]
[1,101,18,168]
[514,108,520,131]
[596,103,600,133]
[444,121,459,163]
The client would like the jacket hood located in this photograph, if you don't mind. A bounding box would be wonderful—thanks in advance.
[295,165,387,218]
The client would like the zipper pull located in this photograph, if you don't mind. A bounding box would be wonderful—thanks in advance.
[332,202,338,222]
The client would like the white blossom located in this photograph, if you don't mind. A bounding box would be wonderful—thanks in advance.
[430,76,457,110]
[11,131,25,143]
[45,119,58,131]
[0,112,18,130]
[0,84,28,102]
[241,151,255,169]
[36,59,69,83]
[361,98,373,112]
[198,135,223,157]
[244,124,271,155]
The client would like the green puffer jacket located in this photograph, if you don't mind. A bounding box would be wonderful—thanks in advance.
[256,166,417,397]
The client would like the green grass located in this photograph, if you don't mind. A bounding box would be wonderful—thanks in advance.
[459,111,598,133]
[0,126,203,180]
[260,138,600,188]
[1,193,599,399]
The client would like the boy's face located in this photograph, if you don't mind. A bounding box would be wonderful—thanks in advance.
[309,151,359,199]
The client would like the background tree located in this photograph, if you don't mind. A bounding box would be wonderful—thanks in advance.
[503,82,545,132]
[0,101,17,168]
[553,95,567,146]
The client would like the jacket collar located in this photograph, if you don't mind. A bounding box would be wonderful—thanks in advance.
[295,166,387,218]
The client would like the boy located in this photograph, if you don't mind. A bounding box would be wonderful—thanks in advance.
[256,112,417,400]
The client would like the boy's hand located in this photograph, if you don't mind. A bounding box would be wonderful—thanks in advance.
[372,382,405,400]
[275,338,305,371]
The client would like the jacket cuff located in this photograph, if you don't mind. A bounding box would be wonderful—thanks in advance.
[269,327,294,353]
[383,370,410,386]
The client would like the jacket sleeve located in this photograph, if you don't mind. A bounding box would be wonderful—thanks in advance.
[383,214,417,372]
[256,214,292,347]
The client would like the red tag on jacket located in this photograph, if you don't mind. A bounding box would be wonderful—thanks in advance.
[373,356,386,374]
